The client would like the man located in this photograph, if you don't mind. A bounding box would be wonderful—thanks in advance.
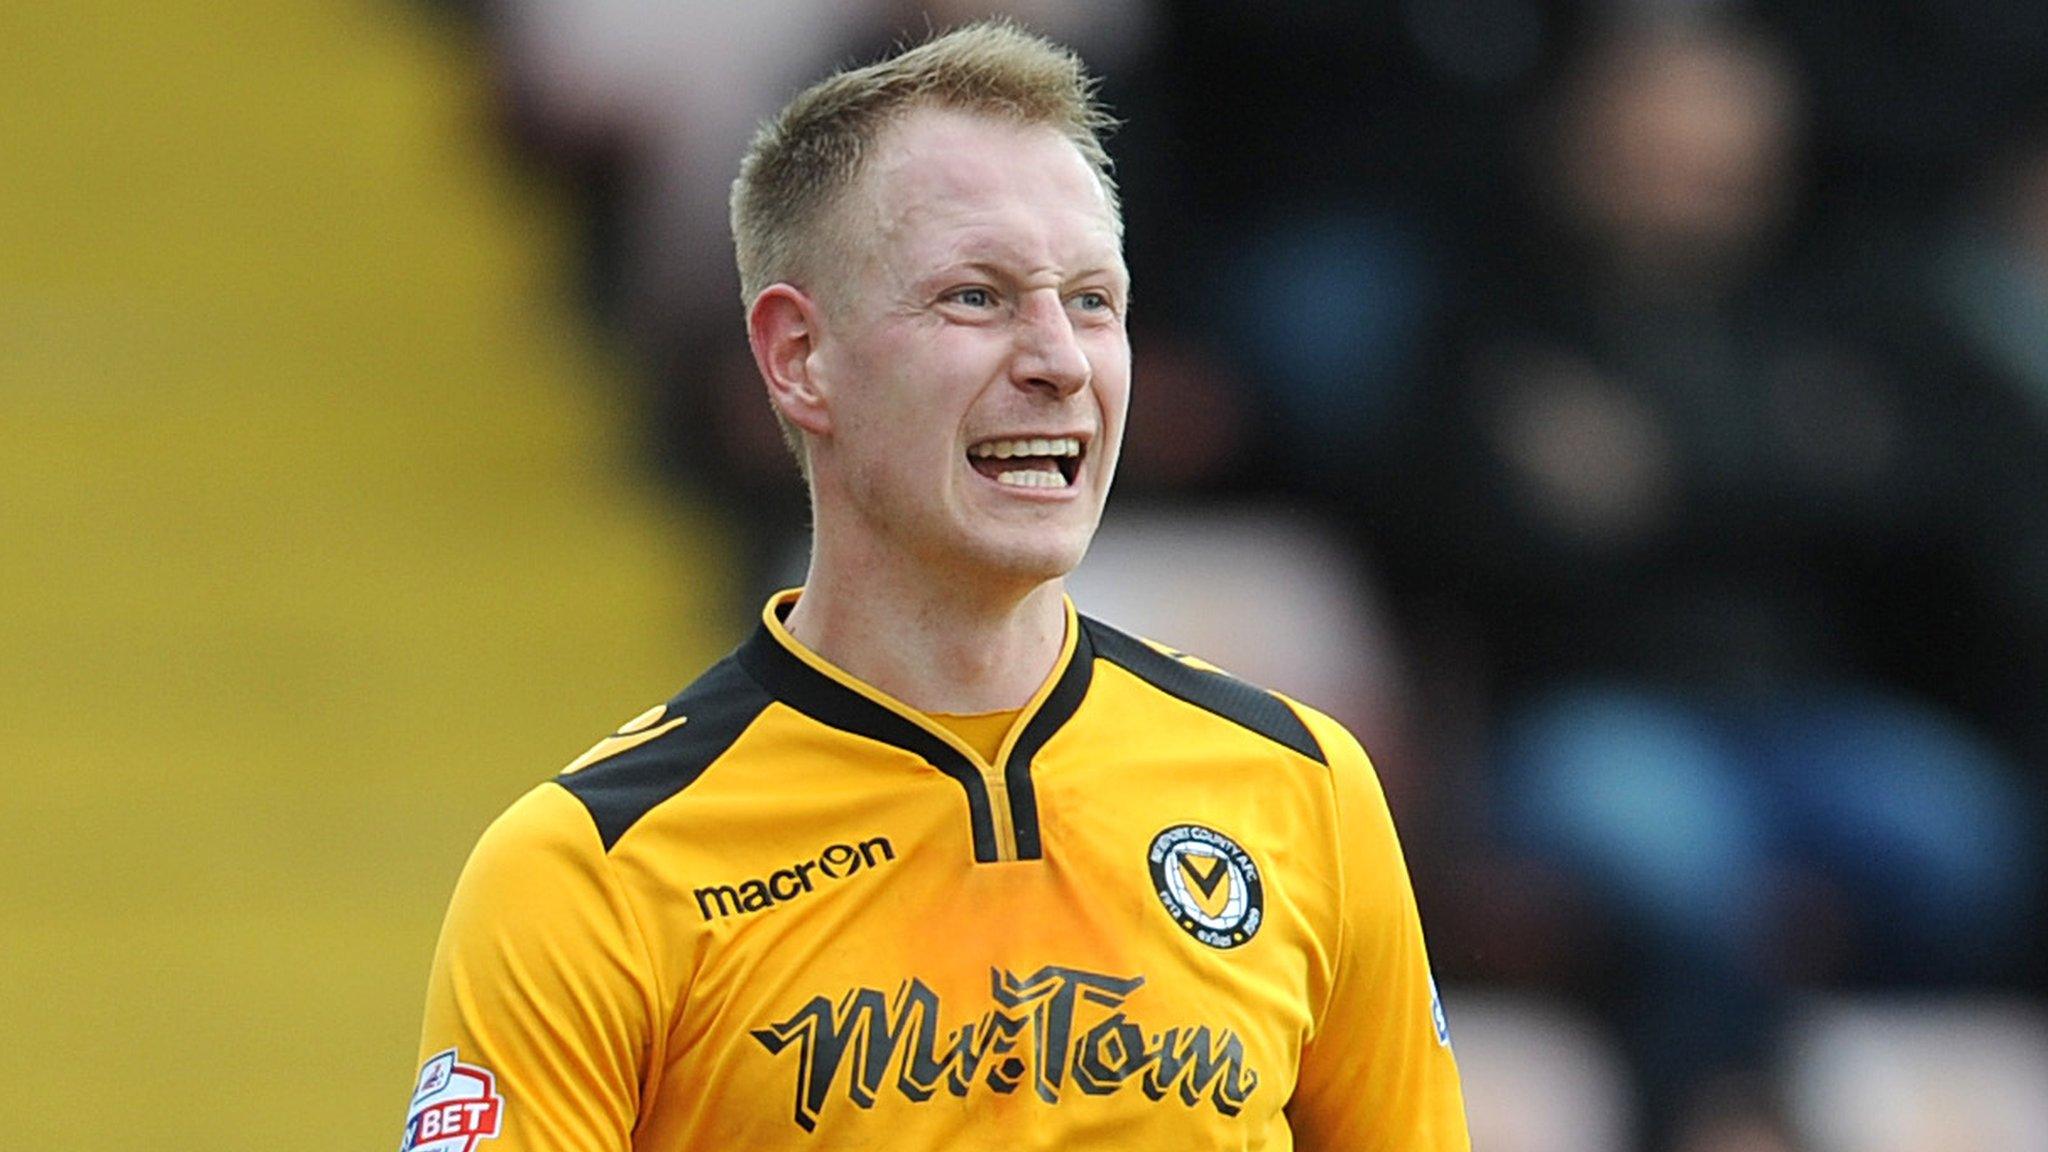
[405,21,1468,1151]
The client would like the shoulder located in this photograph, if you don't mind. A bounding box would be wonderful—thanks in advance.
[551,654,778,852]
[448,782,613,918]
[1078,614,1330,766]
[429,779,662,1047]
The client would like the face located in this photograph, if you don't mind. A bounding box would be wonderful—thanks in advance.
[804,108,1131,588]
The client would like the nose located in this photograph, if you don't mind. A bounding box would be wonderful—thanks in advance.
[1010,291,1091,398]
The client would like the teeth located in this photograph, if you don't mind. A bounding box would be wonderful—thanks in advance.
[996,469,1069,488]
[970,436,1080,459]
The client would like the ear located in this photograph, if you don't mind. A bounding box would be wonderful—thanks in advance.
[747,283,834,439]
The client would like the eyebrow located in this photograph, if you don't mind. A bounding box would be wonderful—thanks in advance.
[930,256,1129,287]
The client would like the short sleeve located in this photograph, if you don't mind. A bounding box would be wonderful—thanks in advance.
[405,783,658,1152]
[1285,712,1470,1152]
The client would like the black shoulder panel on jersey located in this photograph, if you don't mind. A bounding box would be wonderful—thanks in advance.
[734,617,1005,863]
[554,656,774,852]
[1080,616,1328,765]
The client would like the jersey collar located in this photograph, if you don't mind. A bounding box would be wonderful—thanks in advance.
[732,588,1093,863]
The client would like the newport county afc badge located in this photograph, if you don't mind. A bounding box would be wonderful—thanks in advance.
[1149,824,1264,949]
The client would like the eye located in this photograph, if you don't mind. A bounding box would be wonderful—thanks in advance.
[948,286,996,308]
[1070,289,1118,317]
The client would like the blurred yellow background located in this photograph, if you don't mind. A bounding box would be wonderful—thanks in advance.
[2,1,732,1144]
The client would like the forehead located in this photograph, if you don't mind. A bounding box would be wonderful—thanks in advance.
[848,108,1123,274]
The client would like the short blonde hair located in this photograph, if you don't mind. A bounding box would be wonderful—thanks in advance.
[730,19,1120,309]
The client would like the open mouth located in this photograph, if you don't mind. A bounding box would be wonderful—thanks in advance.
[966,436,1084,489]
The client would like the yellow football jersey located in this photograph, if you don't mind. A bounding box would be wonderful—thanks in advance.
[406,591,1468,1151]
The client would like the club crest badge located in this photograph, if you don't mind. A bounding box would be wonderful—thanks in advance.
[401,1049,504,1152]
[1148,823,1264,949]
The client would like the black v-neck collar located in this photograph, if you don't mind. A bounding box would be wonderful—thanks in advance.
[732,593,1093,863]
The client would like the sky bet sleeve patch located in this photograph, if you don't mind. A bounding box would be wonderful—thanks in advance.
[401,1049,504,1152]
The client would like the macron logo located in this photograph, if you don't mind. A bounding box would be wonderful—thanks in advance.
[694,837,896,921]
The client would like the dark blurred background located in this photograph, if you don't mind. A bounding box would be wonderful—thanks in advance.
[6,2,2044,1149]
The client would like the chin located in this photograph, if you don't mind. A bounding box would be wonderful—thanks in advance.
[958,530,1094,590]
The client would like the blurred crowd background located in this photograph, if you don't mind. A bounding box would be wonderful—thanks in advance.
[5,1,2045,1150]
[455,1,2048,1146]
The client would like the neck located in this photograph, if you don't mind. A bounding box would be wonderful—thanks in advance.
[785,537,1069,715]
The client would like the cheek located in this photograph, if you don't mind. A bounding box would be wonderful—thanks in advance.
[1091,348,1134,427]
[842,408,958,499]
[1099,365,1132,414]
[831,353,935,454]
